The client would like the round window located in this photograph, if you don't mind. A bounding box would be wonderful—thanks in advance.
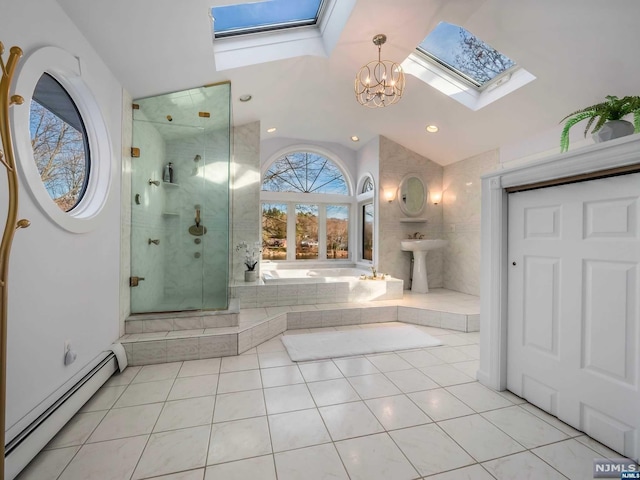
[29,73,90,212]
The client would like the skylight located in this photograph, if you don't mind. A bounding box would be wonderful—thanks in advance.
[402,21,535,111]
[212,0,324,38]
[418,21,516,89]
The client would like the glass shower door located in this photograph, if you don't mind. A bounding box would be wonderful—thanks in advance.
[130,84,230,314]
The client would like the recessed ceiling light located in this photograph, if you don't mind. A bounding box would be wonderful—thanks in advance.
[239,94,252,102]
[425,125,439,133]
[351,136,359,142]
[267,127,277,133]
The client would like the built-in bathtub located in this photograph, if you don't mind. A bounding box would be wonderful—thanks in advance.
[230,266,404,308]
[262,267,371,284]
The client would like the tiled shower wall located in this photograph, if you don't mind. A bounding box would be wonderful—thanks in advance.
[163,129,230,310]
[231,122,261,282]
[378,136,444,288]
[442,149,499,295]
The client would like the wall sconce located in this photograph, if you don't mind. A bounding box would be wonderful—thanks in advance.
[431,192,442,205]
[384,189,395,203]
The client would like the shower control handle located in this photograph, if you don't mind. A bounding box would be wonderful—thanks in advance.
[195,209,201,227]
[129,276,146,287]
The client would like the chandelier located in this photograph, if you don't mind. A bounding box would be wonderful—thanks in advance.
[355,34,405,108]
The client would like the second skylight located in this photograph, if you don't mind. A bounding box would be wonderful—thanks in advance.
[212,0,324,38]
[418,21,516,89]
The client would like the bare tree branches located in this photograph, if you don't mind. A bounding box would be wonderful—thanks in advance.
[454,29,515,85]
[262,152,347,194]
[29,101,87,211]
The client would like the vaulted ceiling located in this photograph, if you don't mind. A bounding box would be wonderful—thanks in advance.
[56,0,640,165]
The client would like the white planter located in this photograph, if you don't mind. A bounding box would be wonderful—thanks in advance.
[244,270,258,282]
[593,120,635,143]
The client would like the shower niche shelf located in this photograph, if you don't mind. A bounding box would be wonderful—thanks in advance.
[399,218,428,223]
[162,181,180,188]
[162,211,179,217]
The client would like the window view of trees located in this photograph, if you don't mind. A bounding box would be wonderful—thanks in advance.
[29,74,89,212]
[362,176,374,193]
[455,28,515,86]
[418,21,515,87]
[327,205,348,260]
[262,151,351,261]
[296,204,319,260]
[262,203,287,260]
[262,151,348,194]
[362,203,373,261]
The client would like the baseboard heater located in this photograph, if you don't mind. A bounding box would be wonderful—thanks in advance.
[4,352,118,480]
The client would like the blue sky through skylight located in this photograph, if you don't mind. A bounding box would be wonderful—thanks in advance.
[418,22,515,87]
[212,0,323,36]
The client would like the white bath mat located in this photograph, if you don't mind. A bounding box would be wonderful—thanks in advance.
[281,325,442,362]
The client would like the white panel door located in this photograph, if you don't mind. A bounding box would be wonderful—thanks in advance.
[507,173,640,462]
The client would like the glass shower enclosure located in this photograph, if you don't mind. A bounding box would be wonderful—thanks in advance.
[130,83,231,313]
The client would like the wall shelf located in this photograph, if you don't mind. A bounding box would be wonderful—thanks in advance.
[162,181,180,188]
[162,211,179,217]
[399,218,428,223]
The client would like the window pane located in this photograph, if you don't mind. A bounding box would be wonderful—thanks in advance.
[327,205,349,260]
[30,73,90,212]
[418,21,515,87]
[362,203,374,261]
[263,151,348,194]
[362,176,374,193]
[262,203,288,260]
[296,204,318,260]
[212,0,323,37]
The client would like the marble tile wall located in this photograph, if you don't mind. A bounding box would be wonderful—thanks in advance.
[378,136,444,289]
[231,122,261,282]
[442,149,499,296]
[163,129,230,310]
[120,91,133,336]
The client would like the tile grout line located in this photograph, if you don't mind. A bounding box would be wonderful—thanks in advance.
[36,327,635,480]
[126,362,184,480]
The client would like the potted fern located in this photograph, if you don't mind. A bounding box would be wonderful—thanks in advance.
[560,95,640,152]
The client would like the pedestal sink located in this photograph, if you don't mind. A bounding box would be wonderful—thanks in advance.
[401,239,447,293]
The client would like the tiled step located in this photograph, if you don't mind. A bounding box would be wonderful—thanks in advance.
[124,299,240,334]
[119,302,479,366]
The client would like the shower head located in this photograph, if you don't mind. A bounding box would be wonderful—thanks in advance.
[194,155,201,162]
[148,179,160,186]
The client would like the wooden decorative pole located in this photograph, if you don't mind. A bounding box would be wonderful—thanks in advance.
[0,41,29,479]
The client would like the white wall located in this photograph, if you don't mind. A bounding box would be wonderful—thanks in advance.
[2,0,123,436]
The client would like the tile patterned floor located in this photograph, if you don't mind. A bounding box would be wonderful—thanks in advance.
[18,322,636,480]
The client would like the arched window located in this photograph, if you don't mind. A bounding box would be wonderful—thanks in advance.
[361,176,374,193]
[261,150,351,261]
[357,175,375,262]
[262,151,348,194]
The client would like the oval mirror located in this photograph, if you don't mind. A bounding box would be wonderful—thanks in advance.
[398,174,426,216]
